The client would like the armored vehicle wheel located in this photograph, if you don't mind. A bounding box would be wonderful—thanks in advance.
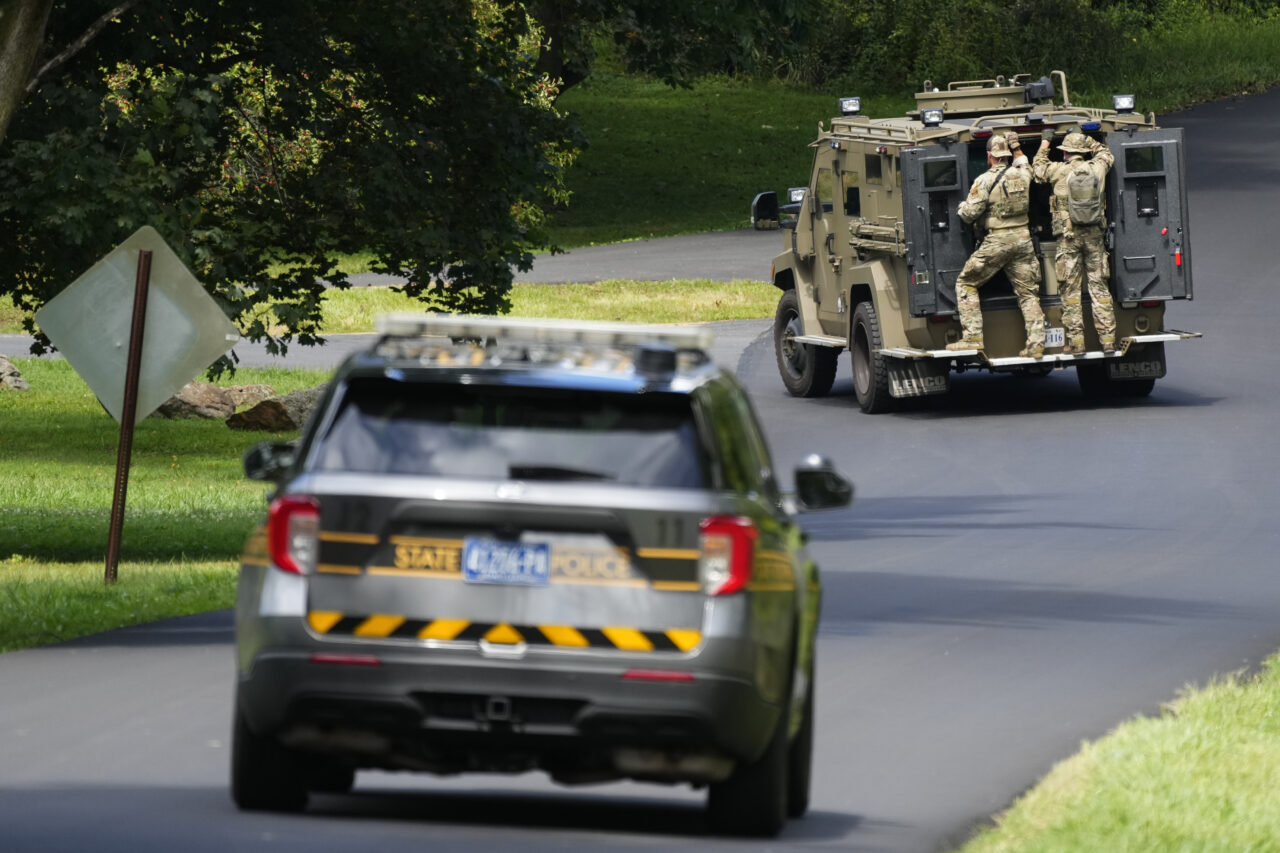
[850,302,893,414]
[231,703,308,812]
[1077,363,1156,398]
[774,290,838,398]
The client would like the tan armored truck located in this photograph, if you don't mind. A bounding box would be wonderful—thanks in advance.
[751,73,1200,413]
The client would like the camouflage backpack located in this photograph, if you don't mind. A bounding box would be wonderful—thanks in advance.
[1066,161,1103,227]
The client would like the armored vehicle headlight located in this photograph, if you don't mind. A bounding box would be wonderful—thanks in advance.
[921,107,945,127]
[839,96,861,116]
[1113,94,1136,114]
[788,187,807,204]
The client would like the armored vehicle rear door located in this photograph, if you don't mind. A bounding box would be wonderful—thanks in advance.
[1108,127,1192,301]
[902,145,972,316]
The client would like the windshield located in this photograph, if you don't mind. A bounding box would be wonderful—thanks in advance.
[315,378,708,489]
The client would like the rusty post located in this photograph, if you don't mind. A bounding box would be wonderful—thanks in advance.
[105,249,153,584]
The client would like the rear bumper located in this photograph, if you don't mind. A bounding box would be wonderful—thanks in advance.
[237,644,781,781]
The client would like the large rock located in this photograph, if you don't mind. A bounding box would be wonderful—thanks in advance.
[0,356,28,391]
[153,382,233,419]
[226,384,276,409]
[226,384,328,432]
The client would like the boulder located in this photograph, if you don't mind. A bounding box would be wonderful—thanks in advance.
[0,356,28,391]
[226,384,327,432]
[154,382,233,419]
[226,384,276,409]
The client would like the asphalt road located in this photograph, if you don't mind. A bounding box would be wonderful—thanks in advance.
[4,88,1280,852]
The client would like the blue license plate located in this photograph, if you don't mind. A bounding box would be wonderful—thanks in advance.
[462,538,550,586]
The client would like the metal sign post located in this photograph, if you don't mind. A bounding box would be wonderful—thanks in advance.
[104,250,153,584]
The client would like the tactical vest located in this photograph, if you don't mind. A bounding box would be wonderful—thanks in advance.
[986,165,1030,225]
[1066,161,1103,227]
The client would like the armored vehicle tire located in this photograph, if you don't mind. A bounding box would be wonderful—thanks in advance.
[774,290,838,398]
[1077,363,1156,398]
[851,302,893,414]
[231,703,309,812]
[786,676,815,818]
[306,762,356,794]
[707,709,790,837]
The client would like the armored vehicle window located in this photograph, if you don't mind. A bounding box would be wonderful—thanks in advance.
[842,170,861,216]
[315,378,708,489]
[1125,146,1165,174]
[865,153,883,185]
[924,160,959,189]
[815,168,834,213]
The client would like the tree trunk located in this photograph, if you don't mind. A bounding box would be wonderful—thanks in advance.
[0,0,53,145]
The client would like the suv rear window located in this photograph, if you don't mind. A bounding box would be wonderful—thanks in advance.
[314,378,708,488]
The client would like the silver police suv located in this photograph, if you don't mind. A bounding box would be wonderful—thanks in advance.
[232,315,852,837]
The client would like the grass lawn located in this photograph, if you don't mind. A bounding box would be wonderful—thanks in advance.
[0,360,328,652]
[959,658,1280,852]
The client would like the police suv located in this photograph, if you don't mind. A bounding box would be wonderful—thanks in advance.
[232,314,852,837]
[752,72,1200,413]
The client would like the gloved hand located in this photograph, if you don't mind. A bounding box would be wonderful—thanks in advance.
[1041,128,1055,141]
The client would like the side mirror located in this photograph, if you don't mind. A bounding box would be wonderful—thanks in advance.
[752,191,780,230]
[792,454,853,511]
[244,440,297,482]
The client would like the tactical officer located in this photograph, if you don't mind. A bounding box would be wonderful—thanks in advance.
[1032,130,1116,354]
[946,133,1045,357]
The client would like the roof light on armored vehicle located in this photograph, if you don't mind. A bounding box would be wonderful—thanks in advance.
[788,187,806,204]
[839,96,861,116]
[1113,94,1136,114]
[921,107,945,127]
[1082,121,1101,131]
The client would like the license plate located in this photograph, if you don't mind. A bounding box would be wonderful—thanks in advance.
[462,538,550,586]
[1045,326,1065,348]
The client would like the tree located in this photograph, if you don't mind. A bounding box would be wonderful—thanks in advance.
[0,1,577,362]
[531,0,813,94]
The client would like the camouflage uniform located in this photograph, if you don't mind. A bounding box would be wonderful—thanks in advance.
[950,135,1045,357]
[1032,132,1116,352]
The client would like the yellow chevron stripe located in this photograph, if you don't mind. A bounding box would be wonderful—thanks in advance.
[308,611,344,633]
[319,531,380,544]
[354,614,405,637]
[651,581,700,592]
[388,535,466,548]
[419,619,469,640]
[538,625,589,647]
[484,623,524,645]
[601,627,653,651]
[665,629,702,652]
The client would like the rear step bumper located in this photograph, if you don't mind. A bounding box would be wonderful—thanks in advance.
[879,329,1202,366]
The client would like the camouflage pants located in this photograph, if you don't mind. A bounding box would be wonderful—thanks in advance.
[1056,228,1116,346]
[955,230,1044,346]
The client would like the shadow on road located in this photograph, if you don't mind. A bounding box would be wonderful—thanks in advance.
[818,570,1238,637]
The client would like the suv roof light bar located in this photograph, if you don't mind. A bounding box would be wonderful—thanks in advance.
[377,313,715,351]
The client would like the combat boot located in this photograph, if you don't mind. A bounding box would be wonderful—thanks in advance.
[1102,339,1116,354]
[945,337,983,351]
[1061,338,1085,355]
[1019,344,1044,359]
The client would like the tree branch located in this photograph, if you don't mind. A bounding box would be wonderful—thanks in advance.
[25,0,140,93]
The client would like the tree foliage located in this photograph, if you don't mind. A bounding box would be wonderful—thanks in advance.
[530,0,814,93]
[0,1,578,362]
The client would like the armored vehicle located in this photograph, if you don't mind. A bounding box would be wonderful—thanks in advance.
[232,314,852,837]
[752,72,1200,413]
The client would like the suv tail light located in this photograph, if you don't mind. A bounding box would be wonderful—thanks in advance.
[267,496,320,574]
[698,515,757,596]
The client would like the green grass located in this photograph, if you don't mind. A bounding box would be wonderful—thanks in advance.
[958,657,1280,852]
[0,359,328,650]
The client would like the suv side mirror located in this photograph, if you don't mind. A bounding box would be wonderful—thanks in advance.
[244,440,297,482]
[792,454,853,511]
[752,191,780,230]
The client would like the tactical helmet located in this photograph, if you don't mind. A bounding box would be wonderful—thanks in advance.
[986,135,1011,159]
[1060,132,1094,154]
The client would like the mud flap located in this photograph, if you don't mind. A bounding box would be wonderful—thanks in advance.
[1109,342,1166,381]
[886,358,950,398]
